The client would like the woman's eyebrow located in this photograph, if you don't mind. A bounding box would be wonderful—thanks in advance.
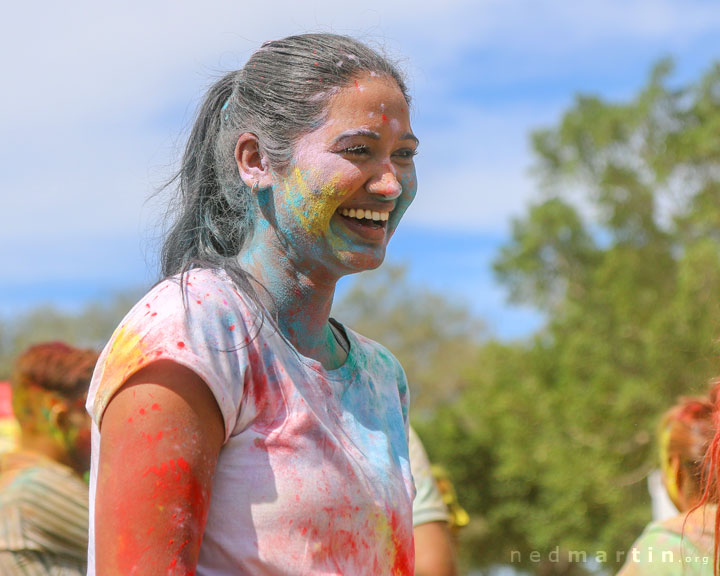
[331,129,381,145]
[331,129,420,145]
[401,132,420,145]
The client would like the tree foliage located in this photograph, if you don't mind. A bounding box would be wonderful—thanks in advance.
[421,58,720,574]
[6,59,720,573]
[0,293,141,380]
[333,264,485,415]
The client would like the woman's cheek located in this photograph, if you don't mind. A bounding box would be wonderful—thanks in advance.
[386,170,417,235]
[280,169,342,238]
[400,168,418,203]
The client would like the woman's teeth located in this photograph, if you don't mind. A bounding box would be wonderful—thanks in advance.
[339,208,390,222]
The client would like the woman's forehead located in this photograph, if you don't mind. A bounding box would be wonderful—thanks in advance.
[323,73,411,128]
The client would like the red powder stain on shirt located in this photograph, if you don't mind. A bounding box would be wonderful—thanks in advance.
[196,300,202,305]
[151,312,157,317]
[177,342,185,349]
[389,510,413,575]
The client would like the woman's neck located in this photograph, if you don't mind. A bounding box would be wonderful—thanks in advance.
[239,243,347,369]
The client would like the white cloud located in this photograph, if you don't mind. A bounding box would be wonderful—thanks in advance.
[405,100,563,232]
[2,0,720,299]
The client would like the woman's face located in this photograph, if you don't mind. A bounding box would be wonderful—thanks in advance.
[265,73,418,278]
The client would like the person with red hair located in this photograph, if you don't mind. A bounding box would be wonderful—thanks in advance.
[618,387,717,575]
[0,341,97,574]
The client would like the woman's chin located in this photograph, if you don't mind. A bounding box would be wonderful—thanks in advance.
[334,248,386,275]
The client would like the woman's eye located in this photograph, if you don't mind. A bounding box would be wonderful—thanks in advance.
[341,145,370,155]
[394,148,418,160]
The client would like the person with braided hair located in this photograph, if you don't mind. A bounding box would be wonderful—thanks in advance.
[618,387,717,575]
[0,341,97,574]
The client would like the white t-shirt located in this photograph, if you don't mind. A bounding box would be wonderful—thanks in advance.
[408,427,450,527]
[86,268,415,575]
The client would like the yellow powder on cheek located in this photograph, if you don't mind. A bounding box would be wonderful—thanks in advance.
[283,168,342,237]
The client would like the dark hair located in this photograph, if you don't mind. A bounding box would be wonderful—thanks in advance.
[12,341,98,399]
[160,33,410,308]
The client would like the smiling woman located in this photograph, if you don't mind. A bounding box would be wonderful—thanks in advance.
[87,34,419,575]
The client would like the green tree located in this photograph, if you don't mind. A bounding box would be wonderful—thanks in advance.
[474,58,720,573]
[0,291,142,379]
[332,264,485,415]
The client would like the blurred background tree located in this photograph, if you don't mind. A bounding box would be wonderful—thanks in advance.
[457,58,720,574]
[4,57,720,575]
[0,292,140,379]
[332,264,485,416]
[336,58,720,574]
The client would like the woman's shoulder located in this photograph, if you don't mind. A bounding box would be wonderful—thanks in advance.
[119,268,259,330]
[340,324,400,366]
[631,509,713,556]
[88,268,262,427]
[337,322,409,402]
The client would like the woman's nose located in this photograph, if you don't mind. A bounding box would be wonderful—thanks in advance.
[366,170,402,200]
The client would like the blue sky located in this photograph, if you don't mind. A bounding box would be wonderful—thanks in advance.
[2,0,720,339]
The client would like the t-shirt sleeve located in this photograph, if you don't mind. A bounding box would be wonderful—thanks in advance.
[88,271,254,441]
[617,524,709,576]
[408,426,450,527]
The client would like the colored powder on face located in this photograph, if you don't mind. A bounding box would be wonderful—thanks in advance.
[281,168,342,238]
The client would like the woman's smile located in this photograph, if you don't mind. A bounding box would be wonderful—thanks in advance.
[334,204,392,241]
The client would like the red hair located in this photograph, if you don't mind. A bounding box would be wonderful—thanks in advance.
[11,341,98,400]
[696,379,720,573]
[660,394,714,499]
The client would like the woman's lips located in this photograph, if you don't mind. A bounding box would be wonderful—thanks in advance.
[338,207,390,222]
[335,207,390,240]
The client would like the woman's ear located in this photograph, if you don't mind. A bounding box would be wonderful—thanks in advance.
[666,454,693,511]
[235,133,273,190]
[49,401,70,432]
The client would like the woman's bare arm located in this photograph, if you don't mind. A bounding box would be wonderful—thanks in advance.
[95,360,225,575]
[413,521,457,576]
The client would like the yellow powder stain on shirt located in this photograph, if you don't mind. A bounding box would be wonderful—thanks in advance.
[369,511,398,570]
[96,324,147,416]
